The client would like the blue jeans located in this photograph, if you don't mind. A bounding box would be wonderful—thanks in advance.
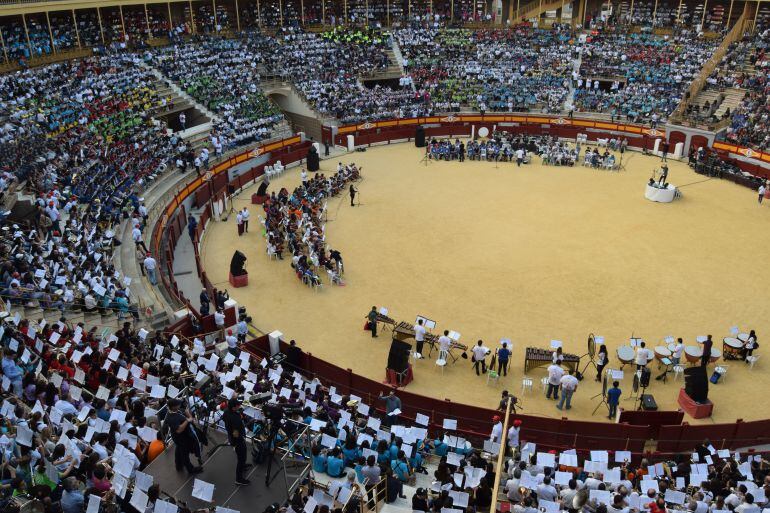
[147,267,158,285]
[557,389,574,409]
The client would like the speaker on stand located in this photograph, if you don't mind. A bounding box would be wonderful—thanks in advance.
[307,145,320,171]
[415,126,426,148]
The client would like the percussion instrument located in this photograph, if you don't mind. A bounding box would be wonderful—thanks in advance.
[684,346,702,364]
[723,337,743,356]
[524,347,580,373]
[667,342,677,353]
[616,345,635,367]
[737,333,750,343]
[376,313,396,330]
[654,346,671,361]
[709,348,722,363]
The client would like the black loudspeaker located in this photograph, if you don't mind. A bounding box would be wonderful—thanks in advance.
[256,180,268,196]
[415,126,426,148]
[230,250,247,276]
[684,366,709,402]
[641,394,658,411]
[307,146,319,171]
[387,339,412,373]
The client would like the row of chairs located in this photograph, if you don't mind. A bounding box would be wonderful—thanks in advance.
[264,160,285,179]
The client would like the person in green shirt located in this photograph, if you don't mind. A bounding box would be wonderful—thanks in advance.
[367,306,378,338]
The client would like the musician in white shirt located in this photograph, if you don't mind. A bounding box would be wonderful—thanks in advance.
[414,319,427,356]
[490,415,503,443]
[635,342,653,370]
[472,340,489,375]
[552,347,565,364]
[438,330,451,353]
[672,338,685,365]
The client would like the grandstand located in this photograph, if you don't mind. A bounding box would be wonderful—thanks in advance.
[1,2,770,513]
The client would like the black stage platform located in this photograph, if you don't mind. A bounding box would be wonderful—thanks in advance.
[145,430,292,511]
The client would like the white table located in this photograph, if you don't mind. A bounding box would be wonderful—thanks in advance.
[645,183,677,203]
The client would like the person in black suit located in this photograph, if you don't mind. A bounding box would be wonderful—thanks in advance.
[412,488,429,511]
[222,398,251,485]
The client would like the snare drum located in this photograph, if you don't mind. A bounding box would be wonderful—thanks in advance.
[617,345,635,365]
[654,345,671,360]
[684,346,702,364]
[723,337,743,355]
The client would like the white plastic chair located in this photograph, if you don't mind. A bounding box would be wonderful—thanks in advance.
[714,365,728,383]
[747,355,760,369]
[521,376,533,394]
[487,370,500,386]
[436,350,448,373]
[412,351,422,363]
[673,364,684,381]
[266,245,277,260]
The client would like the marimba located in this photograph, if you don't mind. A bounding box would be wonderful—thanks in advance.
[393,322,467,358]
[376,313,396,332]
[524,347,580,373]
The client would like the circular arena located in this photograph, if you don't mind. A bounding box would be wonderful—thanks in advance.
[1,3,770,513]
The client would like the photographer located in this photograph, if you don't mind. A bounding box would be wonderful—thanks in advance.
[222,398,251,486]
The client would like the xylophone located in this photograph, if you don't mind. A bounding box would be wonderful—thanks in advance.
[392,321,469,358]
[376,313,397,330]
[524,347,580,373]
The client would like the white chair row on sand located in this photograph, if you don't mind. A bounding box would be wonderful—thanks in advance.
[264,161,285,179]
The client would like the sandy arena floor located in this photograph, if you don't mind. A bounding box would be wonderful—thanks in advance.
[200,142,769,425]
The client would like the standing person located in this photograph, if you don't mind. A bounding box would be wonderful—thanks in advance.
[472,340,488,375]
[236,209,244,236]
[301,169,308,185]
[497,342,511,376]
[349,184,358,206]
[164,399,203,474]
[226,329,238,356]
[660,140,669,161]
[438,330,452,354]
[516,147,525,167]
[214,308,226,339]
[546,362,564,400]
[507,419,521,453]
[378,387,401,426]
[222,398,251,485]
[132,224,148,253]
[658,163,669,185]
[489,415,503,443]
[744,330,758,360]
[366,307,378,338]
[607,381,622,419]
[199,289,210,315]
[758,183,766,205]
[701,334,713,367]
[557,369,579,410]
[672,338,685,365]
[240,207,250,233]
[144,253,158,286]
[596,344,608,382]
[414,319,427,356]
[136,245,147,276]
[179,112,186,130]
[236,315,249,344]
[187,214,198,241]
[635,342,652,370]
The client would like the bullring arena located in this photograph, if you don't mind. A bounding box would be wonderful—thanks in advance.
[3,1,770,513]
[202,137,770,424]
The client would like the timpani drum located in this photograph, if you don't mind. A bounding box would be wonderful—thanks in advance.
[667,342,677,353]
[654,345,672,361]
[738,333,750,343]
[709,348,722,363]
[684,346,702,364]
[723,337,743,356]
[617,345,635,366]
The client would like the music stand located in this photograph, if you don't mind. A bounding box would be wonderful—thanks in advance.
[592,371,610,415]
[580,334,598,376]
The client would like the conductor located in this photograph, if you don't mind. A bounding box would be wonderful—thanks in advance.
[222,398,251,485]
[349,184,358,206]
[658,163,669,185]
[164,399,203,474]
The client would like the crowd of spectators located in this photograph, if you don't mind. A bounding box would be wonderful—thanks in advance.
[722,27,770,150]
[575,31,719,123]
[395,27,574,114]
[148,35,284,150]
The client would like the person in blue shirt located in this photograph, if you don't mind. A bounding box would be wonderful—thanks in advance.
[391,450,410,483]
[342,437,359,467]
[1,350,23,396]
[607,381,622,419]
[376,440,391,465]
[433,436,448,457]
[326,448,345,477]
[497,342,511,376]
[353,456,366,483]
[312,445,327,473]
[388,440,399,461]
